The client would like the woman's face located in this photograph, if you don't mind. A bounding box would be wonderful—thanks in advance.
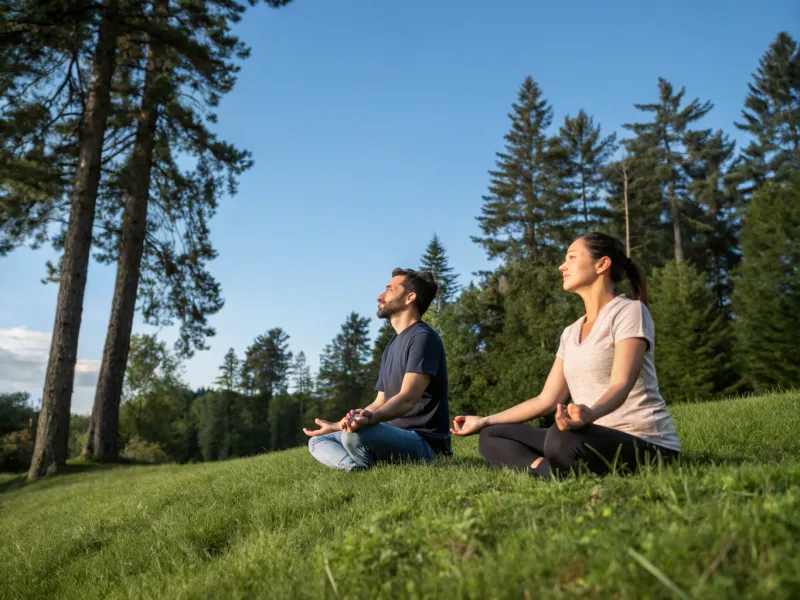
[559,238,604,293]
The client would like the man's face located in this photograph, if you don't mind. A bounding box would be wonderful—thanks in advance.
[377,275,413,319]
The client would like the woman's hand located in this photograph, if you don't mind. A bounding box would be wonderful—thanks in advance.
[555,403,594,431]
[450,415,488,436]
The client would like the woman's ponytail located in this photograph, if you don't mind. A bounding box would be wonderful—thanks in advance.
[579,232,649,306]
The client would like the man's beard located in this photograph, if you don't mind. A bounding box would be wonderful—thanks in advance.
[377,297,406,319]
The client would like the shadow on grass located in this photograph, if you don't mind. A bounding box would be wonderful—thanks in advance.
[0,460,139,495]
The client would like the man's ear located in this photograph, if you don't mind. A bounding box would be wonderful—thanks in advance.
[405,291,417,306]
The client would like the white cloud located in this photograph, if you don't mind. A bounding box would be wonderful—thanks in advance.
[0,327,100,414]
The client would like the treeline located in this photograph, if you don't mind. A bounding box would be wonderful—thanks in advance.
[1,24,798,470]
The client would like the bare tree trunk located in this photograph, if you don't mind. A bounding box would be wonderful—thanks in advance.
[622,161,630,258]
[84,0,167,461]
[663,144,684,262]
[28,0,120,480]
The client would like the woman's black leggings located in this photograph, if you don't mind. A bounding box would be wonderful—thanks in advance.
[478,423,678,477]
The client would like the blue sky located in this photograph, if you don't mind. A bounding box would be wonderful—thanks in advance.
[1,0,795,413]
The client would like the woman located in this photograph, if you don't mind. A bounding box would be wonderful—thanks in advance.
[451,232,680,477]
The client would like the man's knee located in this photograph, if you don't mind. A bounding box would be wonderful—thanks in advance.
[543,426,581,471]
[340,430,363,454]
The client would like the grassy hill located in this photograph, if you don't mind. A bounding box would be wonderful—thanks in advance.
[2,392,799,599]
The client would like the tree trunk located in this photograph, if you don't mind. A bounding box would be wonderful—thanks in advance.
[84,0,167,461]
[622,161,630,258]
[28,0,120,480]
[663,143,684,262]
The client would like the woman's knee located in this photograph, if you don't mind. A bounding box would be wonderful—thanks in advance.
[543,426,580,470]
[477,425,501,458]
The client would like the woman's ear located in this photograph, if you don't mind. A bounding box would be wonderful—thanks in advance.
[595,256,612,275]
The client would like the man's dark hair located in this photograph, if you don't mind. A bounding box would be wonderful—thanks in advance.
[392,268,438,316]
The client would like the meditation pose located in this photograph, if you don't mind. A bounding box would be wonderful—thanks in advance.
[304,268,451,471]
[452,232,680,477]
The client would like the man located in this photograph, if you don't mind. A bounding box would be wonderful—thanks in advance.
[304,268,450,471]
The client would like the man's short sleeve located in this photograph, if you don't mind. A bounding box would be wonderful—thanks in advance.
[612,301,654,351]
[405,331,441,377]
[375,369,385,392]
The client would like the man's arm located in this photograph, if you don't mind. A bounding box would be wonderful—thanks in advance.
[349,373,429,428]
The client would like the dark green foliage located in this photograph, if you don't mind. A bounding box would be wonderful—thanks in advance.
[733,176,800,392]
[556,109,617,230]
[728,32,800,196]
[0,392,35,435]
[473,76,570,265]
[623,78,714,263]
[604,155,668,269]
[420,233,459,314]
[215,348,240,392]
[244,328,293,398]
[317,312,373,419]
[682,129,741,305]
[649,261,733,401]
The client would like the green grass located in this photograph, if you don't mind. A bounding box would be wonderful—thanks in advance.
[2,391,799,599]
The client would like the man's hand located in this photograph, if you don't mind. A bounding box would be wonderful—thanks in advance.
[302,418,343,437]
[343,410,374,433]
[555,403,593,431]
[450,415,487,436]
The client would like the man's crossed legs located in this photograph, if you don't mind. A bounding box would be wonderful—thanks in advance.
[308,422,434,471]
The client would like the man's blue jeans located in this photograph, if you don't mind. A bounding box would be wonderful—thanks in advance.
[307,423,434,471]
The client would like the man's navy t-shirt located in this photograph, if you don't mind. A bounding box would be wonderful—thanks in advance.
[375,321,451,454]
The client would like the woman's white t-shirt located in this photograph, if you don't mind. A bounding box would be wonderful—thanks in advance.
[556,295,680,452]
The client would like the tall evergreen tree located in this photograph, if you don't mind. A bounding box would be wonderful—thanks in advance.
[317,312,372,419]
[733,176,800,392]
[244,328,293,398]
[85,0,280,461]
[472,76,568,266]
[605,155,668,269]
[215,348,241,392]
[420,233,459,314]
[683,129,741,306]
[290,351,314,396]
[728,32,800,196]
[649,261,732,401]
[24,0,122,479]
[623,78,713,263]
[556,110,617,230]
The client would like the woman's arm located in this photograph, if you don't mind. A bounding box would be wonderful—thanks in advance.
[556,338,647,429]
[452,357,569,436]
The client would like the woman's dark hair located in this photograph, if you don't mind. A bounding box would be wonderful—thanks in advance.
[392,268,438,316]
[579,232,648,306]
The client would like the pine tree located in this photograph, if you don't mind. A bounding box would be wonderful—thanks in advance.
[556,110,617,230]
[291,351,314,396]
[472,76,568,266]
[420,233,459,314]
[317,312,373,419]
[244,328,293,399]
[732,176,800,392]
[623,78,713,263]
[683,129,741,306]
[215,348,240,392]
[605,155,668,269]
[84,0,275,461]
[728,32,800,196]
[649,261,732,401]
[24,0,122,479]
